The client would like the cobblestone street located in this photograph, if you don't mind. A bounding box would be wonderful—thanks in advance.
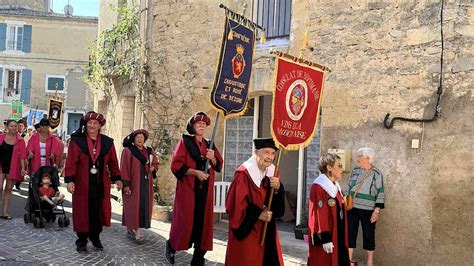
[0,183,307,265]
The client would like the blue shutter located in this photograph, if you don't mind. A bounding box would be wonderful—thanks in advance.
[22,25,32,53]
[0,23,6,51]
[21,69,31,104]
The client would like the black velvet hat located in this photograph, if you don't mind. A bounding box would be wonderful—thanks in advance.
[253,137,279,151]
[39,118,50,126]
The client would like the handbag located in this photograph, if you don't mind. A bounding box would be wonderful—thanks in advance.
[345,169,372,210]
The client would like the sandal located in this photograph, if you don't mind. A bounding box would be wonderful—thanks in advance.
[127,230,135,239]
[135,235,145,245]
[1,215,12,220]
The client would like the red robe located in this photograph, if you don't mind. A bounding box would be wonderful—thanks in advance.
[27,132,63,173]
[225,159,284,266]
[308,175,349,266]
[121,146,159,230]
[0,134,27,182]
[169,135,223,251]
[64,134,121,233]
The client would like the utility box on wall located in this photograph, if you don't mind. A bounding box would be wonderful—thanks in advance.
[328,149,351,172]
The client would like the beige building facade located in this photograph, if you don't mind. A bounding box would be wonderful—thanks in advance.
[0,4,96,136]
[97,0,473,264]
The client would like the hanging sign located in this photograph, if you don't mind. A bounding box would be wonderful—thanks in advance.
[10,101,23,120]
[271,57,325,150]
[47,98,63,131]
[210,16,256,117]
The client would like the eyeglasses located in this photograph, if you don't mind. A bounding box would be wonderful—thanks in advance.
[335,163,343,169]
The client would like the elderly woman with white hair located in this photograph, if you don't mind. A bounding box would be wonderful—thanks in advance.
[347,147,385,266]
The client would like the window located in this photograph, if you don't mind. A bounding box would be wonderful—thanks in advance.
[7,25,23,51]
[4,69,21,102]
[45,75,65,93]
[224,116,254,181]
[253,0,292,39]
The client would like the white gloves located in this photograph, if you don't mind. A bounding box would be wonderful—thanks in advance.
[322,242,334,253]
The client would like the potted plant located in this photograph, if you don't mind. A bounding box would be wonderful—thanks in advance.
[294,209,308,240]
[152,181,172,222]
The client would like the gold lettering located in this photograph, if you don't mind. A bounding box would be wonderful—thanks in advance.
[224,78,246,89]
[232,88,242,95]
[228,95,243,103]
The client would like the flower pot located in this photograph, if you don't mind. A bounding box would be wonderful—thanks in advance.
[152,205,172,222]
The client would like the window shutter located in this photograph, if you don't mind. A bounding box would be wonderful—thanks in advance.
[0,23,6,51]
[21,69,31,104]
[22,25,32,53]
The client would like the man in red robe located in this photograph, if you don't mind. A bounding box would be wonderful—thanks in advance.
[165,112,223,265]
[225,137,285,266]
[64,111,122,252]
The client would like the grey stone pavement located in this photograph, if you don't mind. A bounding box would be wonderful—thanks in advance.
[0,181,308,265]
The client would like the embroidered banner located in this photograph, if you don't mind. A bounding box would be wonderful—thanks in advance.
[271,57,325,150]
[10,101,22,120]
[27,108,45,126]
[47,98,63,131]
[210,17,255,117]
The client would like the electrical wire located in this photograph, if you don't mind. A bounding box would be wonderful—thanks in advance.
[383,0,444,129]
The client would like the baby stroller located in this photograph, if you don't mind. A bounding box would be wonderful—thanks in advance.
[23,166,70,228]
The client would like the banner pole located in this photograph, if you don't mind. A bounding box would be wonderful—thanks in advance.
[218,3,266,31]
[270,50,331,72]
[204,112,220,173]
[296,145,304,225]
[260,147,283,246]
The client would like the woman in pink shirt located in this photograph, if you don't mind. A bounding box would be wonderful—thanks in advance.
[0,120,27,219]
[27,118,63,174]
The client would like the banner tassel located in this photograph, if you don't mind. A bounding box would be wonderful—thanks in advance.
[227,29,234,41]
[260,31,266,44]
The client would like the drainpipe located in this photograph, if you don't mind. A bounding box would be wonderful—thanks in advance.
[296,146,304,225]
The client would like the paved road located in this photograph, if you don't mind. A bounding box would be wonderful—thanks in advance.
[0,181,307,265]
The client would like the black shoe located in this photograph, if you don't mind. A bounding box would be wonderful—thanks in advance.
[92,240,104,250]
[165,240,175,264]
[191,258,205,266]
[14,184,21,190]
[76,245,87,253]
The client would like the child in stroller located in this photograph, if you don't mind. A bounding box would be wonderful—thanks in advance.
[24,166,70,228]
[39,172,65,207]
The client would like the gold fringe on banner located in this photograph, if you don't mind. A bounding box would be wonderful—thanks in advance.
[270,50,331,72]
[209,15,257,119]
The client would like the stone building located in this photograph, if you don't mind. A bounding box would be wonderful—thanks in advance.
[0,2,96,136]
[97,0,473,264]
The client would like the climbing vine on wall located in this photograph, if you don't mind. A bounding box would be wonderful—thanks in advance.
[85,2,203,205]
[85,3,196,163]
[85,3,146,98]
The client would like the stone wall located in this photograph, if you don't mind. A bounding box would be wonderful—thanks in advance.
[148,0,473,264]
[149,0,230,203]
[292,0,473,264]
[94,0,137,156]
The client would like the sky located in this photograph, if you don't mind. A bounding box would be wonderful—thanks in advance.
[51,0,99,17]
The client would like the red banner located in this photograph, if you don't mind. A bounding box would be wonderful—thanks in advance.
[271,57,325,150]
